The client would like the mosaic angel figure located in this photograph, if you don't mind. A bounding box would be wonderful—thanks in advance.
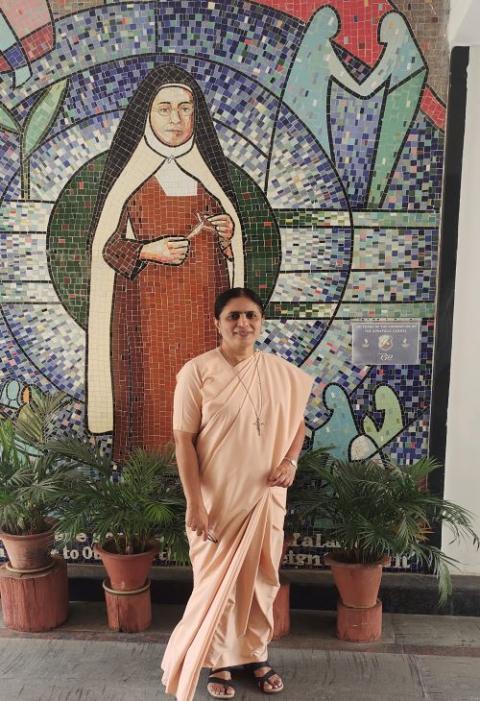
[282,8,426,205]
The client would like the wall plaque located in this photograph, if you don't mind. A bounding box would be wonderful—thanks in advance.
[352,321,421,365]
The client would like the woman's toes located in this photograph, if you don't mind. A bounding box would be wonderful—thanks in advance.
[269,674,283,690]
[210,682,227,696]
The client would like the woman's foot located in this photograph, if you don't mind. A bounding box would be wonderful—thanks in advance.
[247,661,284,694]
[207,667,235,699]
[254,666,283,694]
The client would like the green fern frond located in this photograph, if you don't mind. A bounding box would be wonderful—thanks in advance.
[287,451,480,602]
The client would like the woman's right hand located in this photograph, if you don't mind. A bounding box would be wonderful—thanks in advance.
[185,501,210,541]
[140,236,189,265]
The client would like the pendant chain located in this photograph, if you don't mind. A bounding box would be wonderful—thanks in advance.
[222,350,265,435]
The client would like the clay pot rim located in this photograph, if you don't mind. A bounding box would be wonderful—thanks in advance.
[324,552,391,568]
[0,517,57,541]
[94,540,158,560]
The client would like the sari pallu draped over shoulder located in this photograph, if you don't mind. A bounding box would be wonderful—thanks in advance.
[161,348,313,701]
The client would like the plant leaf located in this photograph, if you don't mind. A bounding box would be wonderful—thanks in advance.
[22,79,68,158]
[0,103,20,134]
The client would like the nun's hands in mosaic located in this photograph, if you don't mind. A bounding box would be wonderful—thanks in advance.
[209,213,234,259]
[140,236,190,265]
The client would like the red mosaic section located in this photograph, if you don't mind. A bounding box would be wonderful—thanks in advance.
[22,23,55,62]
[257,0,395,61]
[0,54,11,72]
[421,88,446,131]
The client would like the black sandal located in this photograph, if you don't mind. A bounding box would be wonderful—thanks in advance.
[245,661,284,695]
[207,666,236,699]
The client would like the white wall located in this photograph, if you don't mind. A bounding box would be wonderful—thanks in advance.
[442,47,480,574]
[448,0,480,47]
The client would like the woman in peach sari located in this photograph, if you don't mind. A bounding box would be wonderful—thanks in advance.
[161,288,313,700]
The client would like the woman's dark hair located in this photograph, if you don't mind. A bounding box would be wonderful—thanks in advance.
[214,287,264,319]
[89,64,239,246]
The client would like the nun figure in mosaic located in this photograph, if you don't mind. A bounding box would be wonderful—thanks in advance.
[87,65,244,463]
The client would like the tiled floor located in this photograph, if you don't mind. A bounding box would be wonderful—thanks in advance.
[0,604,479,700]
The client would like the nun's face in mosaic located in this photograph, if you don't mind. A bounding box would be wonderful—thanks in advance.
[150,86,194,147]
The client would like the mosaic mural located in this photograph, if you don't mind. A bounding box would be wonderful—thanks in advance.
[0,0,448,568]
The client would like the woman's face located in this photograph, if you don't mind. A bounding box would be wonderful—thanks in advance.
[215,297,263,352]
[150,86,194,147]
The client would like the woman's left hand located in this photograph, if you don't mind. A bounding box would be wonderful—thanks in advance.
[267,459,296,488]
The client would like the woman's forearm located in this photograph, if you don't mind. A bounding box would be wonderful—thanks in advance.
[174,433,204,506]
[286,420,305,461]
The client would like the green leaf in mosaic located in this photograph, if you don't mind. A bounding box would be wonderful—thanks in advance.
[22,79,68,158]
[0,103,20,134]
[228,163,281,305]
[362,385,404,447]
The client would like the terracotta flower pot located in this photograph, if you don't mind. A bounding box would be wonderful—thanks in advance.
[324,552,390,608]
[94,541,158,592]
[0,520,56,571]
[337,598,383,642]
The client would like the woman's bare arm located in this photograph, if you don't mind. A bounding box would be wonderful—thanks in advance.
[268,419,305,488]
[286,419,305,462]
[174,429,209,540]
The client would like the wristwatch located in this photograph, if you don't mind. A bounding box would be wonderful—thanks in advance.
[283,457,298,470]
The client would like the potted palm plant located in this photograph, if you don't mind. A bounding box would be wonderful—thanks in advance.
[290,451,480,614]
[51,439,188,591]
[0,391,74,632]
[0,392,73,570]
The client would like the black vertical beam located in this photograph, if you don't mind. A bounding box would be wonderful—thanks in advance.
[429,47,470,546]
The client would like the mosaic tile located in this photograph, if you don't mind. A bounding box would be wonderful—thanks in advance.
[0,0,54,88]
[275,211,352,228]
[351,320,434,423]
[0,312,57,393]
[154,1,303,97]
[0,1,449,571]
[382,413,431,464]
[1,4,156,106]
[2,304,85,398]
[180,58,279,154]
[271,272,349,304]
[0,281,60,304]
[267,104,348,209]
[258,319,329,365]
[0,133,20,198]
[336,302,435,319]
[329,82,385,209]
[301,319,370,428]
[5,113,121,201]
[266,301,435,320]
[279,227,353,272]
[342,270,436,303]
[385,114,445,211]
[214,123,267,190]
[351,210,439,228]
[0,232,49,279]
[0,200,53,231]
[351,228,438,270]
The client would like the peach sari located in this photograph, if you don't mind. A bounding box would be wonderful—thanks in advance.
[161,348,313,701]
